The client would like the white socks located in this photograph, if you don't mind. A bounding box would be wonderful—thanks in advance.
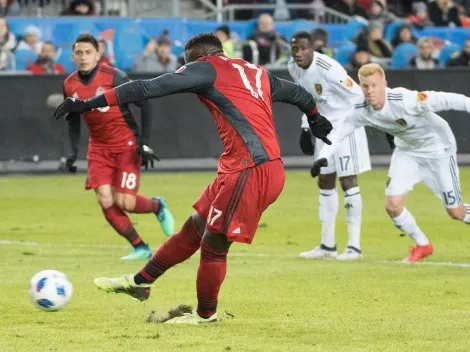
[464,204,470,224]
[318,187,363,250]
[319,189,338,248]
[392,208,429,245]
[344,187,362,250]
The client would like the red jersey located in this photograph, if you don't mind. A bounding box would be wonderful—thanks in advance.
[100,55,318,173]
[27,62,65,75]
[63,64,139,152]
[197,56,280,173]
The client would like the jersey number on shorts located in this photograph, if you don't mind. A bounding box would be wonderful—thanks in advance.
[121,172,137,190]
[207,206,223,226]
[339,156,350,171]
[231,63,264,100]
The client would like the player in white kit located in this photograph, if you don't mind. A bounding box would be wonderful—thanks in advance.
[288,31,372,260]
[311,63,470,262]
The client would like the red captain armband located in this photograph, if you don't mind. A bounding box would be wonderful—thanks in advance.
[103,89,119,106]
[311,106,319,115]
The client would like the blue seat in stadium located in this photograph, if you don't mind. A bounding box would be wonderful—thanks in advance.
[53,22,100,47]
[335,42,357,66]
[439,43,461,66]
[13,49,37,71]
[55,46,75,73]
[342,18,368,41]
[113,23,147,71]
[391,42,418,69]
[384,20,404,43]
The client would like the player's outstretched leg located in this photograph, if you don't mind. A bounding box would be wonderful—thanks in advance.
[386,195,433,262]
[337,176,363,261]
[93,213,205,299]
[165,231,231,324]
[299,173,338,259]
[116,193,175,237]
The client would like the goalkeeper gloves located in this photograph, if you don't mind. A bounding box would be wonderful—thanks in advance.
[139,144,159,170]
[306,109,333,145]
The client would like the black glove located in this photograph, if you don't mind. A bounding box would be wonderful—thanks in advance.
[54,98,90,121]
[299,128,315,155]
[385,133,395,150]
[306,112,333,145]
[139,144,160,170]
[65,152,78,173]
[310,158,328,178]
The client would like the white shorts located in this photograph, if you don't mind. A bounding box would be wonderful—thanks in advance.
[314,126,371,177]
[386,151,463,209]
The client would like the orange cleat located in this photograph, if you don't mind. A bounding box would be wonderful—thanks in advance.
[403,243,434,263]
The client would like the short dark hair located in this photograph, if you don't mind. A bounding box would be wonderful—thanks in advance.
[311,28,329,43]
[215,25,230,38]
[43,41,55,48]
[184,33,223,53]
[73,33,99,51]
[291,31,314,45]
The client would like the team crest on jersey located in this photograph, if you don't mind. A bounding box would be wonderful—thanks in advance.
[417,91,428,102]
[344,77,353,88]
[315,83,322,95]
[395,119,407,127]
[95,86,110,112]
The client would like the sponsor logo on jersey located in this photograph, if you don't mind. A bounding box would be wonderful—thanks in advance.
[395,118,407,127]
[417,91,428,102]
[315,83,322,95]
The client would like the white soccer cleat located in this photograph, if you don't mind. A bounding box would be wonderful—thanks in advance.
[298,245,338,259]
[336,247,363,261]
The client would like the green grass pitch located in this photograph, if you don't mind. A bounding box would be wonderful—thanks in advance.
[0,169,470,352]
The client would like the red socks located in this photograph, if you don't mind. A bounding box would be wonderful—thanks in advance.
[132,195,160,214]
[103,205,143,246]
[136,216,202,283]
[196,241,228,318]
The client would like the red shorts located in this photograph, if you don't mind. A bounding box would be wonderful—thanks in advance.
[193,159,285,244]
[85,148,142,195]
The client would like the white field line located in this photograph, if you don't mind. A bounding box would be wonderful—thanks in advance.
[2,239,470,268]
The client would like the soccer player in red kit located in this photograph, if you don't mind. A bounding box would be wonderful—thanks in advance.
[55,33,332,323]
[62,34,175,261]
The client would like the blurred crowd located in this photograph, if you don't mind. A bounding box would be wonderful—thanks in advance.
[1,0,470,75]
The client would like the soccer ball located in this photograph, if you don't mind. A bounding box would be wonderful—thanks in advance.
[28,270,73,312]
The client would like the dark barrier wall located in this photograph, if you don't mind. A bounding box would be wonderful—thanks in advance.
[1,69,470,161]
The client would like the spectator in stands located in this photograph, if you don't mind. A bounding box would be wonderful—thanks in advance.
[409,37,439,68]
[215,25,235,58]
[311,28,334,58]
[0,17,15,71]
[61,0,95,16]
[447,37,470,66]
[16,25,43,55]
[391,23,417,48]
[328,0,368,18]
[0,0,21,16]
[26,41,65,75]
[247,13,287,65]
[408,2,433,29]
[428,0,462,27]
[132,34,177,73]
[98,39,113,66]
[356,21,393,58]
[346,49,372,69]
[368,0,396,25]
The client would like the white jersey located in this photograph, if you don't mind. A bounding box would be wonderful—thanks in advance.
[319,87,470,159]
[287,51,364,126]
